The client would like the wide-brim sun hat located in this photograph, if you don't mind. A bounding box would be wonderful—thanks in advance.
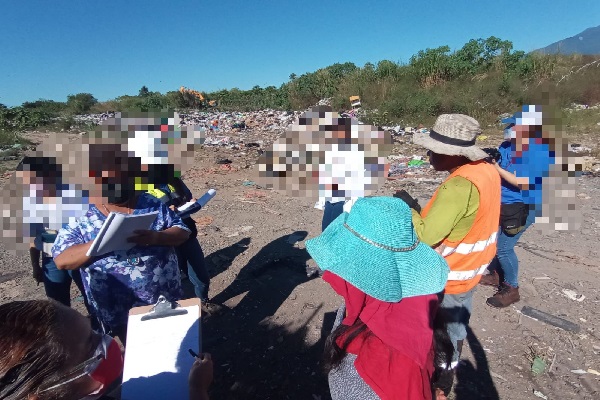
[305,196,449,302]
[413,114,488,161]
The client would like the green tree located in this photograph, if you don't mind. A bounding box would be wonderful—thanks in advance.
[66,93,98,114]
[139,86,150,97]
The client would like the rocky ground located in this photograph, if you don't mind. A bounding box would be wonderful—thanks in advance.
[0,121,599,400]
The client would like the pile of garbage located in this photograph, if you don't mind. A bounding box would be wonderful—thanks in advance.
[180,109,302,151]
[72,112,116,126]
[387,154,434,177]
[381,125,429,136]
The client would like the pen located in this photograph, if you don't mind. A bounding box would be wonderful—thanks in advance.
[188,348,199,358]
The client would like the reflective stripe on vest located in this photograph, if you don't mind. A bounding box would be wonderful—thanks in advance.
[447,262,490,281]
[421,161,501,295]
[147,184,179,204]
[438,231,498,257]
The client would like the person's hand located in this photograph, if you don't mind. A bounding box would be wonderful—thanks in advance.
[491,160,503,172]
[435,388,448,400]
[32,264,43,284]
[169,205,177,212]
[127,230,161,247]
[393,190,421,213]
[189,353,213,399]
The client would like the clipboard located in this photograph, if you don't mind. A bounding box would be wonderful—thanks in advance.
[121,296,202,400]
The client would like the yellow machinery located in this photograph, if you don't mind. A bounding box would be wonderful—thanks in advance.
[349,95,361,109]
[179,86,217,107]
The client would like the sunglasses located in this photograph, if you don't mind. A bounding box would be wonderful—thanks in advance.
[38,332,116,394]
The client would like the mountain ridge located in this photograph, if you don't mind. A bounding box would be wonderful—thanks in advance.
[536,25,600,55]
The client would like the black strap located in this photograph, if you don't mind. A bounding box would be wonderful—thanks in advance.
[429,130,476,147]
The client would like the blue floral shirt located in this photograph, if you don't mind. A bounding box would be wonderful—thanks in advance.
[52,196,190,329]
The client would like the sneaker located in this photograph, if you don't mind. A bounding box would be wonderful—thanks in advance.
[486,284,520,308]
[479,271,500,287]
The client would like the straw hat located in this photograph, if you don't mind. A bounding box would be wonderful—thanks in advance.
[413,114,488,161]
[305,197,449,302]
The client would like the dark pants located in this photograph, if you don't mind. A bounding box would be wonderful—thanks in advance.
[322,201,345,232]
[176,237,210,301]
[42,257,87,308]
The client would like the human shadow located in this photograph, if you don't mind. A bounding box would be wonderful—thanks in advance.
[180,237,251,299]
[454,325,500,400]
[202,231,331,399]
[205,237,252,278]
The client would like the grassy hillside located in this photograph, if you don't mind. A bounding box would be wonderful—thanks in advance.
[1,37,599,143]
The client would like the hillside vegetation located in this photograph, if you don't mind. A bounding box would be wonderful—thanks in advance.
[2,37,600,144]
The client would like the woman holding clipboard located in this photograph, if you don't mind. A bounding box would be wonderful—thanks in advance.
[52,144,191,342]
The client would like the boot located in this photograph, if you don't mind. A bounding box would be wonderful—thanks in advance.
[479,270,500,287]
[486,284,520,308]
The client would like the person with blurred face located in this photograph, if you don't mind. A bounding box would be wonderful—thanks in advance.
[480,106,552,308]
[52,144,190,341]
[16,157,89,310]
[0,300,214,400]
[406,114,501,389]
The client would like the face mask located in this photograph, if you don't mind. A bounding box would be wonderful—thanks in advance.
[40,333,124,399]
[102,180,137,204]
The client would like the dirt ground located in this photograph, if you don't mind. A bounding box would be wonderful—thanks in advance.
[0,130,599,400]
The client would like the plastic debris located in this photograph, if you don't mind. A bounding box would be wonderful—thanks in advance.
[571,369,587,374]
[588,369,600,376]
[408,159,425,167]
[533,391,548,399]
[561,288,585,302]
[521,306,580,332]
[531,357,546,375]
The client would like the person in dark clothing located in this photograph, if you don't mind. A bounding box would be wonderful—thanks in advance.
[142,171,221,314]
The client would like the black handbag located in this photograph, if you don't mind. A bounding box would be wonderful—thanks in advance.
[500,203,529,235]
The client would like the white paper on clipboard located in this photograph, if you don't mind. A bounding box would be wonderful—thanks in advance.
[121,299,201,400]
[85,211,158,257]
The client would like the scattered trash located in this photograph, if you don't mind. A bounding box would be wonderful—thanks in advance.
[477,135,488,141]
[521,306,580,333]
[407,159,425,167]
[588,369,600,376]
[217,159,232,164]
[570,369,587,375]
[531,357,546,375]
[204,136,232,146]
[533,390,548,399]
[245,142,261,148]
[561,288,585,302]
[242,180,256,186]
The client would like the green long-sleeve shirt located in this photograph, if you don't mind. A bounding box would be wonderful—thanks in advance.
[412,176,480,247]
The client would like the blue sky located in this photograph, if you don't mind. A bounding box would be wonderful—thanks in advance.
[1,0,598,106]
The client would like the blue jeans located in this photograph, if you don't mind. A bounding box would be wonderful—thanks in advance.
[42,257,86,308]
[489,208,536,287]
[322,201,345,232]
[176,237,210,301]
[441,290,474,365]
